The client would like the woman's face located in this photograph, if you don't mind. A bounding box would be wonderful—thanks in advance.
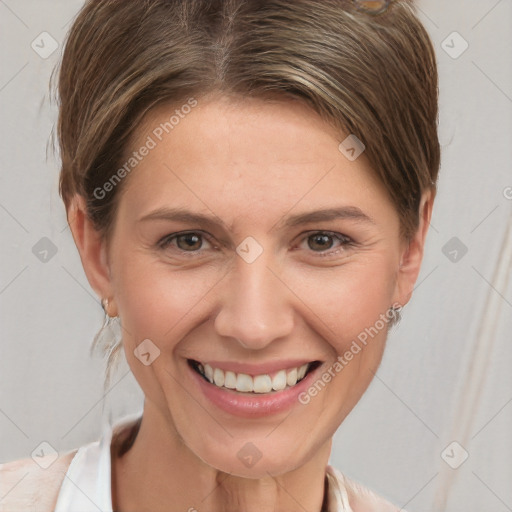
[83,93,427,477]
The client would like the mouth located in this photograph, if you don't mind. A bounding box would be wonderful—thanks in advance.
[187,359,322,394]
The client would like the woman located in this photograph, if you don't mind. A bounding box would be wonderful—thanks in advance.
[0,0,440,510]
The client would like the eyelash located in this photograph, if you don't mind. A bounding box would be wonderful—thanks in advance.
[156,230,355,259]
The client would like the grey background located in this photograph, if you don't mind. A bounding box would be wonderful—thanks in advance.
[1,1,511,511]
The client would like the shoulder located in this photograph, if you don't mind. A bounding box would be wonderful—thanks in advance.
[327,465,403,512]
[0,450,77,512]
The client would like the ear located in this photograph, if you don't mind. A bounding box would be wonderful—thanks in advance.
[392,188,435,307]
[67,194,118,316]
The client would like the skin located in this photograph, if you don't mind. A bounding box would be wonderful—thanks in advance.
[68,92,434,512]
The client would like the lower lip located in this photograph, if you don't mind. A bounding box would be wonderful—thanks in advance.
[188,361,322,418]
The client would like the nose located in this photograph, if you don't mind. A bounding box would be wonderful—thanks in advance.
[214,250,294,350]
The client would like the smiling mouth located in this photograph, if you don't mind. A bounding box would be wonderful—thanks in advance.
[188,359,322,394]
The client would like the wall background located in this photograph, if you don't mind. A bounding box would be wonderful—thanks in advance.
[1,1,511,511]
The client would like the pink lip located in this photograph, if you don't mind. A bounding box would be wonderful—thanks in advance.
[187,359,323,418]
[196,359,316,376]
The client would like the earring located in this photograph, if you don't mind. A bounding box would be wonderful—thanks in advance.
[91,297,121,357]
[387,304,402,327]
[101,297,118,318]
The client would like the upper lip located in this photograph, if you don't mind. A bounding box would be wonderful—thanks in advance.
[190,359,320,376]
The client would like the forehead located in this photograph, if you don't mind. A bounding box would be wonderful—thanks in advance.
[134,94,343,168]
[116,94,396,232]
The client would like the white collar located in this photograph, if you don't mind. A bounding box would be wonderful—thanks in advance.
[54,411,360,511]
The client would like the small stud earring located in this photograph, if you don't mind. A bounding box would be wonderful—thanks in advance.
[92,297,121,357]
[387,304,402,327]
[101,297,118,318]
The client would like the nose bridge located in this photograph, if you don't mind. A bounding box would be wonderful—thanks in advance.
[214,249,294,349]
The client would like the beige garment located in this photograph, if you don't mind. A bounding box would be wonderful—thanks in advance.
[0,413,403,512]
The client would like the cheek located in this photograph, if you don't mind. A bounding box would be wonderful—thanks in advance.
[286,254,397,351]
[110,253,224,405]
[112,252,219,345]
[113,243,397,353]
[288,258,397,423]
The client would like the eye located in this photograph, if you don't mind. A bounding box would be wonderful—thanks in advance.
[156,230,355,259]
[157,231,214,257]
[297,231,354,257]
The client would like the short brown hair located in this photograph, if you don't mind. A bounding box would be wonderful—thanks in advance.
[56,0,439,240]
[53,0,440,384]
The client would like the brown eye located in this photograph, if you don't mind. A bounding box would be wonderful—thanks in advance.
[298,231,354,258]
[307,233,336,251]
[175,233,203,251]
[157,231,214,257]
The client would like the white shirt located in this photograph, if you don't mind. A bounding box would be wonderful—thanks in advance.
[1,412,403,512]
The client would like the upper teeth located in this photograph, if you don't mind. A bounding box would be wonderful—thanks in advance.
[198,362,310,393]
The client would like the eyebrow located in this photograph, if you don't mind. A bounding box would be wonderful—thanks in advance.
[138,206,375,232]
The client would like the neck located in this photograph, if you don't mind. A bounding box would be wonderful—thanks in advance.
[111,403,332,512]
